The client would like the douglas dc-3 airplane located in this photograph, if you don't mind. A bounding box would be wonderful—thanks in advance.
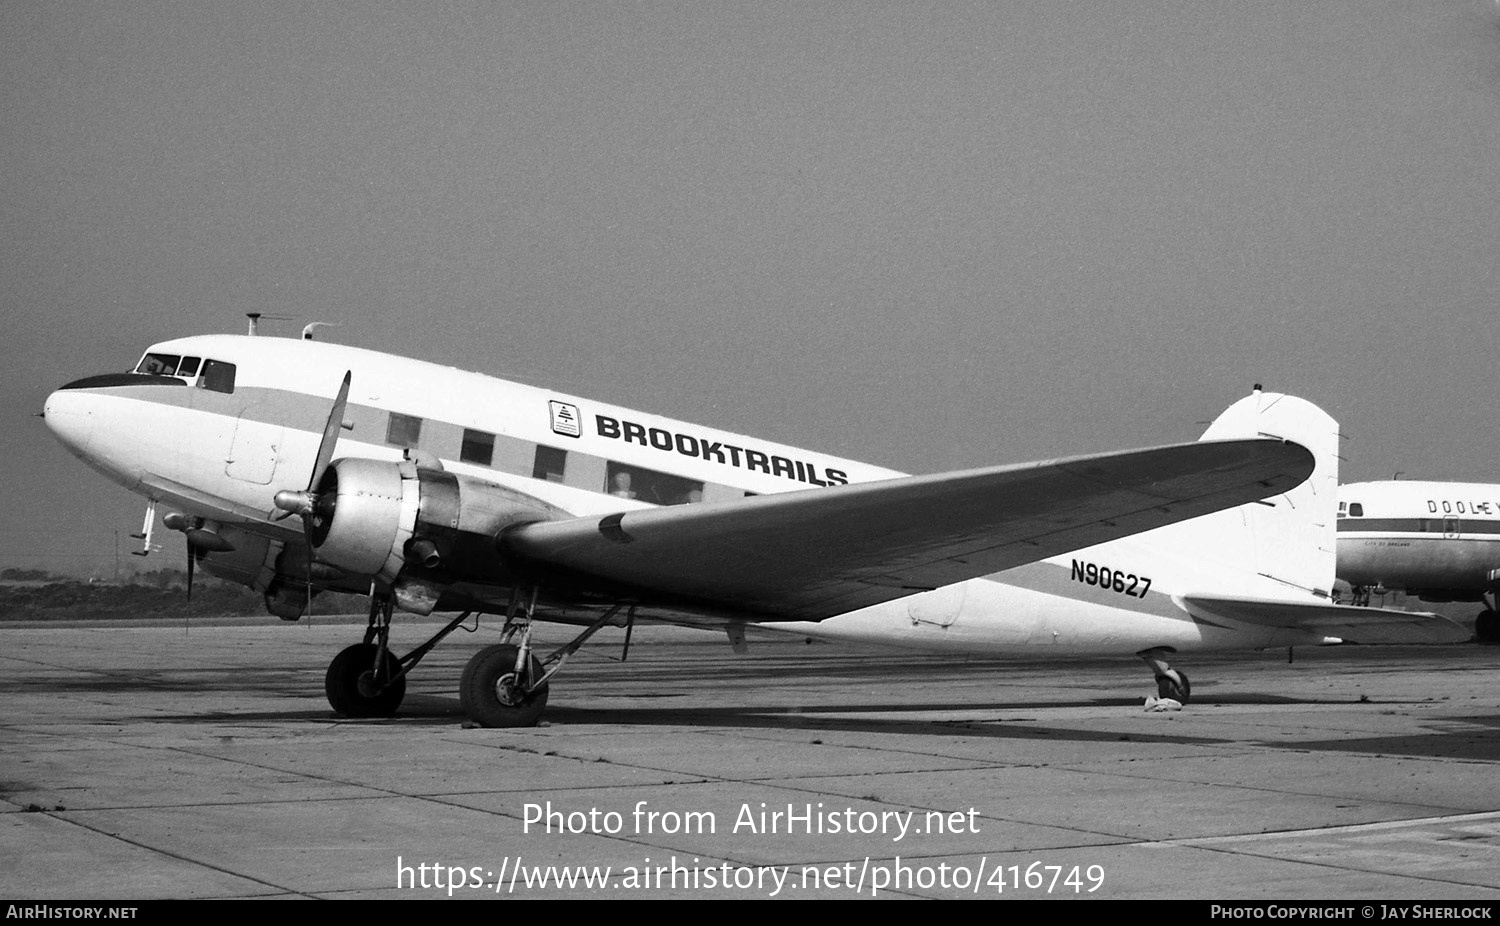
[42,332,1467,726]
[1339,480,1500,642]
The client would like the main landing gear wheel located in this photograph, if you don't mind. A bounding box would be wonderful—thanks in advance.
[1476,610,1499,643]
[460,644,549,728]
[1155,670,1191,703]
[326,643,406,718]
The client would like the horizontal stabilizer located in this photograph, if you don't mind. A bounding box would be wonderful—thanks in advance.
[500,437,1313,622]
[1176,594,1470,645]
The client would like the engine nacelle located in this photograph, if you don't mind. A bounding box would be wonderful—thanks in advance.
[191,523,274,589]
[309,457,564,585]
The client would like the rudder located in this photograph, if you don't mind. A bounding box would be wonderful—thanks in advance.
[1101,389,1340,600]
[1196,388,1340,598]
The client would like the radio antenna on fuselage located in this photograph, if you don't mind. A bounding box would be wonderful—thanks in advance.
[245,313,295,336]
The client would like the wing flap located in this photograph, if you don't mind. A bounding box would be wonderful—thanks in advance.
[1177,594,1470,644]
[500,437,1312,622]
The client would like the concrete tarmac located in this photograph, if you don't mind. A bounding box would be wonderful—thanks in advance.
[2,616,1498,900]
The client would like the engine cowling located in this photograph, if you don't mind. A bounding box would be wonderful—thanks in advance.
[308,458,564,586]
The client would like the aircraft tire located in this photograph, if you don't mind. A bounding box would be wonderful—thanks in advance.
[1155,670,1191,704]
[325,643,406,718]
[1476,610,1499,643]
[460,644,549,728]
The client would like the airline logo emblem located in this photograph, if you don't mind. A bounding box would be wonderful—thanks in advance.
[549,401,582,438]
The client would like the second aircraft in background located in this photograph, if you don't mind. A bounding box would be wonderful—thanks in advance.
[1338,480,1500,641]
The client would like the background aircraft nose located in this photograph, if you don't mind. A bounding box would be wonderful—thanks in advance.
[43,388,96,457]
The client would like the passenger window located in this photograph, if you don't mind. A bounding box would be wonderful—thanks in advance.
[386,413,422,448]
[461,429,495,466]
[533,446,567,482]
[199,359,236,393]
[605,461,704,505]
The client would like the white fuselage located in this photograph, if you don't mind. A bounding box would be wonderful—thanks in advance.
[45,334,1341,655]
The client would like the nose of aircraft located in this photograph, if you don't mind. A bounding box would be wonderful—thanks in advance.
[43,387,96,458]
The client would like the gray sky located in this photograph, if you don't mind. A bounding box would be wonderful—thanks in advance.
[6,1,1500,577]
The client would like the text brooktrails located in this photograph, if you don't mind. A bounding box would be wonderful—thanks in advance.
[595,415,848,487]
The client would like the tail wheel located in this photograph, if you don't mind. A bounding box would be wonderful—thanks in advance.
[1155,670,1191,703]
[460,644,549,727]
[326,643,406,717]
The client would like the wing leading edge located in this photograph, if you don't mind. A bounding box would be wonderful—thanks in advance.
[499,438,1314,622]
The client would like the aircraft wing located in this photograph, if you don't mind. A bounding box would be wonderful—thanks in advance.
[499,438,1313,622]
[1176,595,1471,644]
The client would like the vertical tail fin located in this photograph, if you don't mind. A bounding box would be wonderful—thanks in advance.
[1126,389,1340,599]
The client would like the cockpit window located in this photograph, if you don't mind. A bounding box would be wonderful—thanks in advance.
[136,353,181,375]
[199,359,236,394]
[135,353,205,384]
[1348,502,1363,518]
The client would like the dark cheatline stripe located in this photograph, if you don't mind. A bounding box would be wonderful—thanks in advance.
[1338,517,1500,535]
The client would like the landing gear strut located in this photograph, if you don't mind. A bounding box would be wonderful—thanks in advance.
[458,589,633,728]
[321,584,633,725]
[1138,647,1191,703]
[324,592,480,719]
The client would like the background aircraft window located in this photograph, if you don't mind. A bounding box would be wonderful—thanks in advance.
[177,357,201,378]
[136,353,180,375]
[199,360,236,393]
[461,429,495,466]
[533,445,567,482]
[386,412,422,447]
[605,461,704,505]
[1348,503,1363,517]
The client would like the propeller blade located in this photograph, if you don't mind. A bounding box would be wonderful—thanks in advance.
[267,371,349,527]
[308,371,351,494]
